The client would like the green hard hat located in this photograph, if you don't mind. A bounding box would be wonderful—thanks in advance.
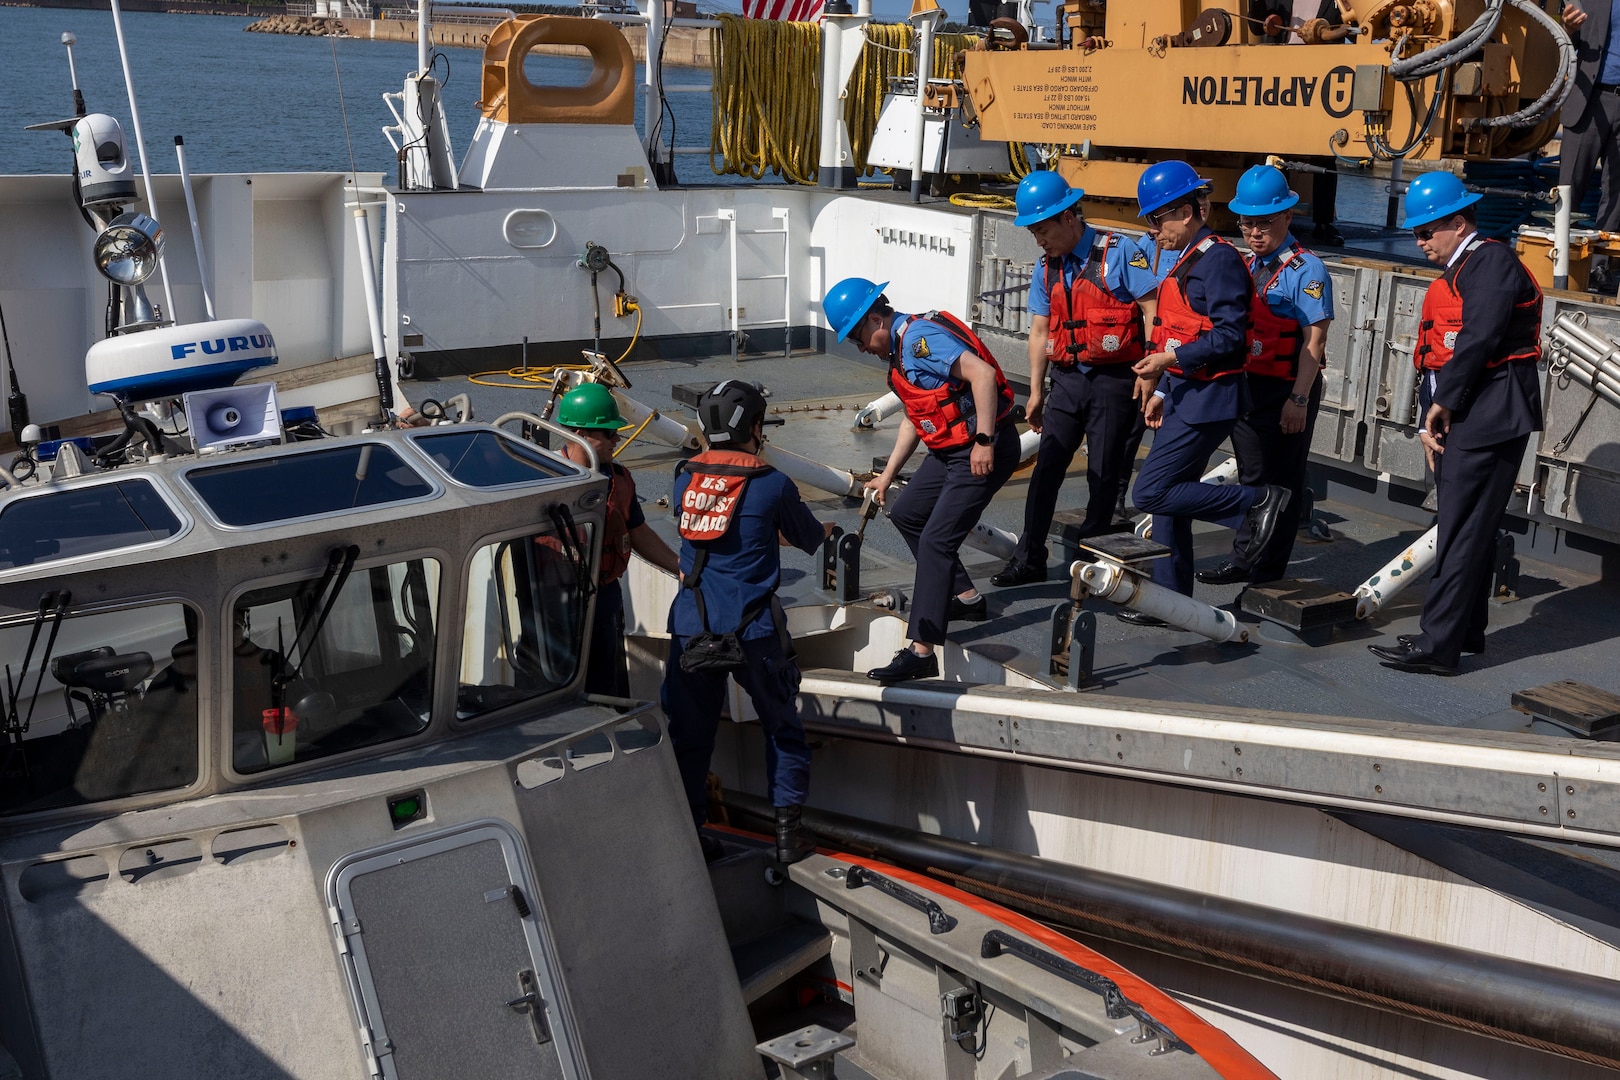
[556,383,623,430]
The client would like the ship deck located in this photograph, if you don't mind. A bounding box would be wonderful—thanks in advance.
[441,346,1620,741]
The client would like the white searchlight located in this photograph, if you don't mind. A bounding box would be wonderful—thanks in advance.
[93,210,166,333]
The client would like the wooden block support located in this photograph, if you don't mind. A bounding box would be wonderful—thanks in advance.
[1512,681,1620,739]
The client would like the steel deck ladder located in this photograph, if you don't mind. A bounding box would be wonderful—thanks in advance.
[718,207,791,361]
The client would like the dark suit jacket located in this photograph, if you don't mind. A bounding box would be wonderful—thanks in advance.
[1432,240,1544,452]
[1159,227,1252,425]
[1563,0,1615,127]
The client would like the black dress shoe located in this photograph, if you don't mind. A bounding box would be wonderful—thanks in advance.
[775,805,817,865]
[1115,609,1167,627]
[1368,643,1457,675]
[948,594,989,621]
[867,647,939,683]
[1195,559,1249,585]
[1312,222,1345,246]
[990,559,1047,587]
[1237,486,1291,565]
[1398,633,1484,655]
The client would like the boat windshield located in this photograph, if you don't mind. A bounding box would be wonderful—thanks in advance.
[0,601,199,816]
[0,479,184,572]
[458,527,591,720]
[187,444,435,527]
[412,429,573,487]
[232,556,439,774]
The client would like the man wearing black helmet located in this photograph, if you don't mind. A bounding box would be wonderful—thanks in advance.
[662,380,834,864]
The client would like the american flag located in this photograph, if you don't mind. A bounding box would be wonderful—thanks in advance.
[742,0,823,20]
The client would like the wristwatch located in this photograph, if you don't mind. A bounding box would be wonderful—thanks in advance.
[1289,393,1310,407]
[972,432,993,446]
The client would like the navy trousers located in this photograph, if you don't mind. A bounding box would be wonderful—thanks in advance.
[583,578,629,698]
[1413,433,1529,666]
[888,424,1021,645]
[1131,408,1261,595]
[1229,377,1322,583]
[1013,363,1143,566]
[662,633,810,830]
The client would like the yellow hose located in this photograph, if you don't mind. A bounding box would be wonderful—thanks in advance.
[708,16,978,183]
[469,304,644,390]
[612,411,656,458]
[949,192,1014,209]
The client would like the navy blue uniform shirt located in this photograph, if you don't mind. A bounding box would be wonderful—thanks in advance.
[668,467,824,640]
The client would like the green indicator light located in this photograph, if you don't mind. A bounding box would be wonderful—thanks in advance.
[391,798,420,820]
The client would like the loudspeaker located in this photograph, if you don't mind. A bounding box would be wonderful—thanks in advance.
[183,383,283,453]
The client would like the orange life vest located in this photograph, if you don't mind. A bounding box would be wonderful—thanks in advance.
[1044,233,1145,367]
[1245,246,1310,381]
[596,464,638,584]
[889,311,1016,452]
[1152,236,1251,381]
[1415,238,1542,371]
[678,451,771,542]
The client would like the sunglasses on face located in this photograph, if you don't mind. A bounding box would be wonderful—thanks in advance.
[1238,214,1281,231]
[1414,225,1438,242]
[1146,207,1182,229]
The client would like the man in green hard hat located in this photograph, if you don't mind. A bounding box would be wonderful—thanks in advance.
[556,382,680,697]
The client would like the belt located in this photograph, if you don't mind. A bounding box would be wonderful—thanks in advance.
[1600,84,1620,95]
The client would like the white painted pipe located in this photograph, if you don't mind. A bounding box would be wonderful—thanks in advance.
[612,391,701,450]
[962,519,1018,560]
[1075,560,1249,643]
[642,0,664,168]
[854,391,903,428]
[908,11,938,203]
[1134,457,1238,537]
[1554,183,1573,291]
[172,137,214,321]
[108,0,174,321]
[349,206,395,411]
[1353,525,1438,620]
[762,443,862,498]
[1553,347,1620,409]
[817,16,843,185]
[1017,427,1040,462]
[417,0,431,81]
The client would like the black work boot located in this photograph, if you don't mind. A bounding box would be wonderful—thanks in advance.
[775,804,816,865]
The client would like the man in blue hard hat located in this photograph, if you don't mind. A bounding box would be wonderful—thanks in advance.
[1197,164,1335,586]
[990,172,1160,587]
[823,276,1020,682]
[1368,172,1543,674]
[1126,160,1291,617]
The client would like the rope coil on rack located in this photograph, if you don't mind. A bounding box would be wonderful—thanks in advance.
[708,16,978,183]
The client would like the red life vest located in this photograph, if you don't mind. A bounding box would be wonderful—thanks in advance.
[597,464,637,585]
[1245,245,1310,381]
[888,310,1016,452]
[1415,238,1543,371]
[1152,236,1251,381]
[678,450,771,542]
[1044,233,1145,367]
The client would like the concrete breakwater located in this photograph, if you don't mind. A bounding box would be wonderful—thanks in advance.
[244,14,715,67]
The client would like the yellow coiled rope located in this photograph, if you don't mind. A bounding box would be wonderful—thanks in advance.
[709,16,978,184]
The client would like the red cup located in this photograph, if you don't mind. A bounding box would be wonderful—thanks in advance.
[261,708,299,736]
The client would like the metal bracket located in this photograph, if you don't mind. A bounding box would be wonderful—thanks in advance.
[1048,602,1096,690]
[1492,531,1520,604]
[941,985,983,1048]
[820,527,863,604]
[757,1024,855,1080]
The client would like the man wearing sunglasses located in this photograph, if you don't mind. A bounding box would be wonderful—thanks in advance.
[1198,165,1334,587]
[1125,160,1291,619]
[1368,171,1543,674]
[991,171,1160,587]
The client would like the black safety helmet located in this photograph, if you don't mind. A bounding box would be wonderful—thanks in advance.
[697,380,778,446]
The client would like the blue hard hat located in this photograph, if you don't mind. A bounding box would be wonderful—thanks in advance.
[823,277,890,342]
[1401,171,1481,229]
[1227,164,1299,217]
[1137,159,1210,217]
[1013,171,1084,227]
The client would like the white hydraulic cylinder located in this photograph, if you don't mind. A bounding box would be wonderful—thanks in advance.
[854,391,904,428]
[962,520,1017,560]
[1075,560,1249,643]
[1554,184,1573,292]
[612,391,702,450]
[1353,525,1439,620]
[761,444,862,498]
